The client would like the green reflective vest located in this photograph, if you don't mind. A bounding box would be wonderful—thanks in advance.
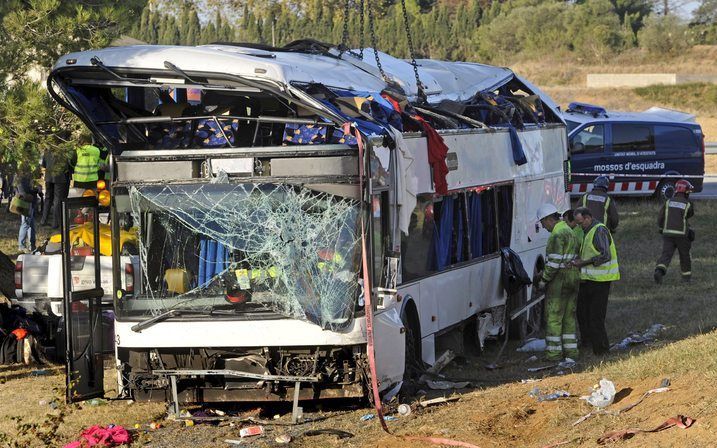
[73,144,100,183]
[572,224,584,244]
[580,223,620,282]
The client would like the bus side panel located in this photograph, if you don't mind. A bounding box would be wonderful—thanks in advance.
[467,257,504,312]
[373,308,405,391]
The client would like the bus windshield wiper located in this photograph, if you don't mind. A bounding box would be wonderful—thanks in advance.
[91,56,149,85]
[163,61,235,89]
[130,308,233,332]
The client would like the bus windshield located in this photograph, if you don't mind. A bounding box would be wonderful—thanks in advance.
[115,182,361,330]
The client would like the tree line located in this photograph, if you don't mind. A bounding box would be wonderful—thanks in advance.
[129,0,717,62]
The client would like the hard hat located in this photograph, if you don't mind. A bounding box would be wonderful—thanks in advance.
[675,179,694,194]
[593,176,610,190]
[537,203,559,221]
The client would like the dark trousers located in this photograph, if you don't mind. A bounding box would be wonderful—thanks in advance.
[40,181,55,225]
[656,235,691,277]
[577,280,611,355]
[52,180,69,228]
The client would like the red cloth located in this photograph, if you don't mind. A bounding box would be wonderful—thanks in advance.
[63,425,131,448]
[413,115,449,195]
[11,328,28,340]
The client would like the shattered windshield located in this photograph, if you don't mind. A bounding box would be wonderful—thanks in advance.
[117,182,361,330]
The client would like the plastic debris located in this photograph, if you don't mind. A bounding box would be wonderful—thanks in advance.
[87,398,108,406]
[520,378,541,384]
[527,364,557,372]
[529,387,570,402]
[425,380,471,390]
[384,416,398,421]
[526,355,539,363]
[583,379,616,408]
[382,381,403,402]
[225,440,243,446]
[30,369,50,376]
[558,358,577,369]
[184,420,194,427]
[275,434,292,444]
[360,414,375,421]
[611,324,665,351]
[149,422,161,430]
[517,338,547,352]
[239,426,264,438]
[397,404,412,416]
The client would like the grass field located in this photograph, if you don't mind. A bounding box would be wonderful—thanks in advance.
[1,199,716,447]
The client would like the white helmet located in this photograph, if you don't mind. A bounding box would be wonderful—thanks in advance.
[536,203,559,221]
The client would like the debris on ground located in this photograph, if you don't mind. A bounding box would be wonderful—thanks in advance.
[275,434,292,444]
[596,415,694,445]
[427,350,456,374]
[239,425,264,438]
[63,425,131,448]
[419,396,460,408]
[517,338,547,352]
[527,364,557,373]
[529,387,571,402]
[583,379,616,408]
[425,379,471,390]
[611,324,666,351]
[397,404,412,416]
[558,358,577,369]
[360,413,375,421]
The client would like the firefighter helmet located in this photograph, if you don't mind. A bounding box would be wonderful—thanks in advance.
[675,179,694,194]
[593,175,610,190]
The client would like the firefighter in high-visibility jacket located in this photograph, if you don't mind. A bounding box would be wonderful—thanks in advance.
[654,180,695,284]
[536,204,581,361]
[580,175,619,232]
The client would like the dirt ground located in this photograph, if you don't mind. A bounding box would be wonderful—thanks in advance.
[2,200,717,447]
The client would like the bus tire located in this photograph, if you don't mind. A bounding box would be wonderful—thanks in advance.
[509,262,545,340]
[655,179,676,200]
[401,303,422,382]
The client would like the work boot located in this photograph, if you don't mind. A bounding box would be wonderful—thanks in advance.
[653,269,664,284]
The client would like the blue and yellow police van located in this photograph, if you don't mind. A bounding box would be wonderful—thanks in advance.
[564,102,705,199]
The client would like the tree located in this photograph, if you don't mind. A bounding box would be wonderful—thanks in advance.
[638,13,689,54]
[694,0,717,24]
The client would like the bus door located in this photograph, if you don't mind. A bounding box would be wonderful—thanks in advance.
[62,196,105,402]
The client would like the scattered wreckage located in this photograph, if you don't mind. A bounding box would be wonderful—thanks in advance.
[45,40,569,412]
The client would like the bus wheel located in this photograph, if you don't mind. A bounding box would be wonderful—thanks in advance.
[401,306,422,382]
[655,180,676,200]
[509,266,544,340]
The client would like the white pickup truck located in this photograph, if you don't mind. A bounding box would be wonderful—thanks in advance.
[14,253,137,317]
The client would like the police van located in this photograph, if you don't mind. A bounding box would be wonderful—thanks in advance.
[564,102,705,199]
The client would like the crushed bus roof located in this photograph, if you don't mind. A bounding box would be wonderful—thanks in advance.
[52,43,551,108]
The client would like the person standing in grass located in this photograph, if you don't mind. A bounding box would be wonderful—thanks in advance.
[654,180,695,284]
[580,176,619,233]
[16,166,40,253]
[536,203,581,361]
[571,206,620,356]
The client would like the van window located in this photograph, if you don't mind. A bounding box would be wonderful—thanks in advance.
[612,124,655,152]
[655,125,698,152]
[571,125,605,154]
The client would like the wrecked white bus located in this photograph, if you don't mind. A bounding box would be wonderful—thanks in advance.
[48,41,569,409]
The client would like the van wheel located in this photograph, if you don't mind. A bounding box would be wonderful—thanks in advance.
[509,264,545,340]
[655,180,676,200]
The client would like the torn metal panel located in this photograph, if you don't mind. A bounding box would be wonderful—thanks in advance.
[126,183,361,330]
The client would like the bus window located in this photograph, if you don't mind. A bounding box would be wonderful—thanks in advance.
[401,194,436,281]
[496,185,514,247]
[467,189,499,259]
[571,124,605,154]
[612,123,654,152]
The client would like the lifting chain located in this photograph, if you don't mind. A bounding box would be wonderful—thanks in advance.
[399,0,426,102]
[339,0,352,56]
[366,0,389,83]
[358,0,365,59]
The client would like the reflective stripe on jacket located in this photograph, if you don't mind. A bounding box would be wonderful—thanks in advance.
[580,223,620,282]
[543,221,580,283]
[662,196,691,236]
[581,189,610,225]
